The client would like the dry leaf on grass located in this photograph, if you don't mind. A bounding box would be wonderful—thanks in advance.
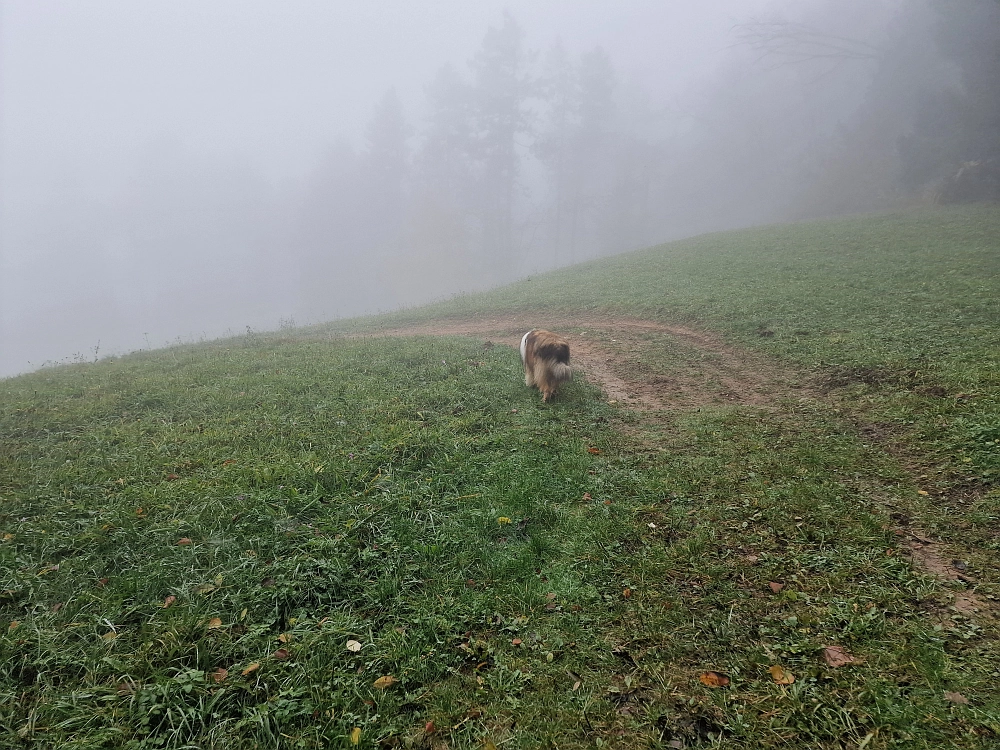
[944,691,970,705]
[350,727,362,745]
[769,665,795,685]
[162,595,176,608]
[768,581,784,593]
[207,617,223,629]
[699,671,730,688]
[241,662,260,676]
[822,645,856,668]
[211,668,228,683]
[346,639,362,652]
[373,675,397,690]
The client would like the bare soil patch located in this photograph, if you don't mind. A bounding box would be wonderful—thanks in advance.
[350,314,819,412]
[334,313,995,617]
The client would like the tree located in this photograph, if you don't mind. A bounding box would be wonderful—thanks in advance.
[534,44,619,263]
[362,88,410,241]
[533,40,578,264]
[418,63,475,216]
[468,11,534,274]
[901,0,1000,201]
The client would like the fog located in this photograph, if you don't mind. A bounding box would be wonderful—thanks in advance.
[2,1,996,377]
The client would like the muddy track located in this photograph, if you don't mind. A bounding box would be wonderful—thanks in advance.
[352,314,818,412]
[337,313,992,618]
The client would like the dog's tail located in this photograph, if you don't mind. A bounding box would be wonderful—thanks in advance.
[548,361,572,383]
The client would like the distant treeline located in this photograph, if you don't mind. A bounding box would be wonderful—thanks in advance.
[5,1,997,376]
[296,1,999,318]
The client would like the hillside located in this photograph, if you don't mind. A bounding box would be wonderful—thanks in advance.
[2,204,999,748]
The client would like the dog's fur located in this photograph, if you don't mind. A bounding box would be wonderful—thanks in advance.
[520,329,572,402]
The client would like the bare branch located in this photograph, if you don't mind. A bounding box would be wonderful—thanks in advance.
[733,19,882,68]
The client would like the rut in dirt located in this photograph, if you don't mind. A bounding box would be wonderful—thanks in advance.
[349,313,819,412]
[338,312,994,620]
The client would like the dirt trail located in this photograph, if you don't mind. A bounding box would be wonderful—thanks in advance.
[339,313,990,616]
[354,314,817,412]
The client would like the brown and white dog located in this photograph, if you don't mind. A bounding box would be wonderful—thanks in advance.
[520,329,572,402]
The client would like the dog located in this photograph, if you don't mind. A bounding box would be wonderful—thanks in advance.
[520,329,572,402]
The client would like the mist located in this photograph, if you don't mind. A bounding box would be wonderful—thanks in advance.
[2,0,996,377]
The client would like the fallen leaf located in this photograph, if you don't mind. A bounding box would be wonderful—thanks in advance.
[350,727,362,745]
[587,447,601,455]
[511,638,522,646]
[241,662,260,676]
[944,691,969,705]
[623,587,632,598]
[177,537,192,546]
[346,639,362,652]
[222,459,236,466]
[917,490,929,496]
[273,648,290,661]
[769,665,795,685]
[424,720,436,734]
[162,595,176,608]
[102,631,118,641]
[582,492,592,501]
[373,675,397,690]
[8,620,19,631]
[166,473,180,481]
[211,668,228,683]
[822,645,856,668]
[97,577,109,587]
[484,741,498,750]
[768,581,784,593]
[207,617,223,629]
[699,671,730,688]
[497,516,512,525]
[277,632,292,643]
[572,680,581,691]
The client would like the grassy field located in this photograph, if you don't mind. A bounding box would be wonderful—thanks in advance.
[2,203,999,748]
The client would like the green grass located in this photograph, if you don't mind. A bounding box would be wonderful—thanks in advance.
[2,203,1000,748]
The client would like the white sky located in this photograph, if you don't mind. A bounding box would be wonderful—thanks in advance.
[1,1,773,200]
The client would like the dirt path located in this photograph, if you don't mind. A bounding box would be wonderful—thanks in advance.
[338,313,991,618]
[353,314,818,412]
